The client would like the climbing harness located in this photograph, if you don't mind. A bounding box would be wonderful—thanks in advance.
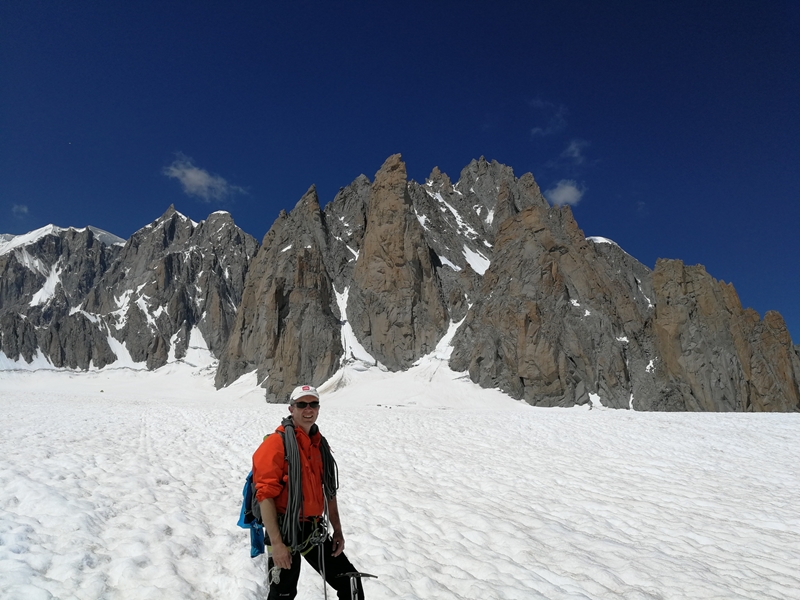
[312,513,330,600]
[267,516,332,599]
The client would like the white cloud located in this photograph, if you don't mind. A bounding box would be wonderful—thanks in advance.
[561,139,590,164]
[12,204,29,217]
[544,180,585,207]
[163,153,245,202]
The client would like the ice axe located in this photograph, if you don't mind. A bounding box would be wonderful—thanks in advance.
[336,572,377,600]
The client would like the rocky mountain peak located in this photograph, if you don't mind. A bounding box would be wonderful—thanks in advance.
[86,226,126,246]
[215,186,342,400]
[450,202,657,407]
[294,185,321,213]
[0,223,125,368]
[0,224,123,312]
[0,206,257,372]
[4,154,798,412]
[427,166,452,189]
[650,259,800,411]
[322,174,371,288]
[346,154,449,370]
[371,154,409,203]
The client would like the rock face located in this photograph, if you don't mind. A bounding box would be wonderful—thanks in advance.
[449,200,800,412]
[215,187,343,401]
[81,207,257,368]
[405,157,550,324]
[450,205,657,408]
[0,225,123,368]
[347,155,449,370]
[651,259,800,411]
[0,209,257,371]
[3,155,799,411]
[219,154,537,397]
[322,175,371,291]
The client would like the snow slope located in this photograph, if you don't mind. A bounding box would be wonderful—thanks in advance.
[1,363,799,600]
[0,226,124,257]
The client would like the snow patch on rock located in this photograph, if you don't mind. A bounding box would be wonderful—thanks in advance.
[463,246,490,275]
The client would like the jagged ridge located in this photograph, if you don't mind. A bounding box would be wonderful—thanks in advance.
[2,155,798,411]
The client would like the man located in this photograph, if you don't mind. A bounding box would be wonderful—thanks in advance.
[252,384,365,599]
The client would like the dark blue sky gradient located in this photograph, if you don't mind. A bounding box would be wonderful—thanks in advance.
[2,1,799,338]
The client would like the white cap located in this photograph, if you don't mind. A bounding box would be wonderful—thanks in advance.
[289,384,320,403]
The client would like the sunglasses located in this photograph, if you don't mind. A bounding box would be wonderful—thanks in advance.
[293,401,320,409]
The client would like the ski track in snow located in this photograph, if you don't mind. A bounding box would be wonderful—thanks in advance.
[1,369,799,600]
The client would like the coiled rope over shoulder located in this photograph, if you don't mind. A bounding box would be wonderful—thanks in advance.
[320,435,339,500]
[279,416,338,553]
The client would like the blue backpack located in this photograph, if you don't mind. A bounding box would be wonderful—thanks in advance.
[237,470,265,557]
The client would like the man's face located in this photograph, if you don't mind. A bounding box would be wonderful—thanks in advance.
[288,394,320,431]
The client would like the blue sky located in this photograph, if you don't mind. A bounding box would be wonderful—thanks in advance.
[2,1,799,340]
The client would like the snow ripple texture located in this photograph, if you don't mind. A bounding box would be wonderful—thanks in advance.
[1,370,799,600]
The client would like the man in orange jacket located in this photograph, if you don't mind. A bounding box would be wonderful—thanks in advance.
[252,384,364,600]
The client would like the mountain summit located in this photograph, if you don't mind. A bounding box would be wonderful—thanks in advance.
[2,156,798,411]
[1,208,257,371]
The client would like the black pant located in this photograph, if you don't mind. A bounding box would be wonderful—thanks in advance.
[267,523,364,600]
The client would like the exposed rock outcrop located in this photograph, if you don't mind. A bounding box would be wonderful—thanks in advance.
[651,259,800,411]
[0,226,122,368]
[450,204,656,408]
[0,225,121,313]
[405,157,548,325]
[322,175,371,292]
[81,207,258,368]
[216,187,343,401]
[449,200,799,412]
[454,157,548,241]
[3,155,798,411]
[347,154,449,370]
[0,209,257,371]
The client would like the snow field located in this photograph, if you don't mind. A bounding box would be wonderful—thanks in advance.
[1,366,799,599]
[338,409,800,599]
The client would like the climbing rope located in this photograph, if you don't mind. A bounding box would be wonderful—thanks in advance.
[319,434,339,500]
[279,416,304,552]
[277,415,339,599]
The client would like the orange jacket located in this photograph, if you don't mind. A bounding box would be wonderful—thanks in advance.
[252,424,325,518]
